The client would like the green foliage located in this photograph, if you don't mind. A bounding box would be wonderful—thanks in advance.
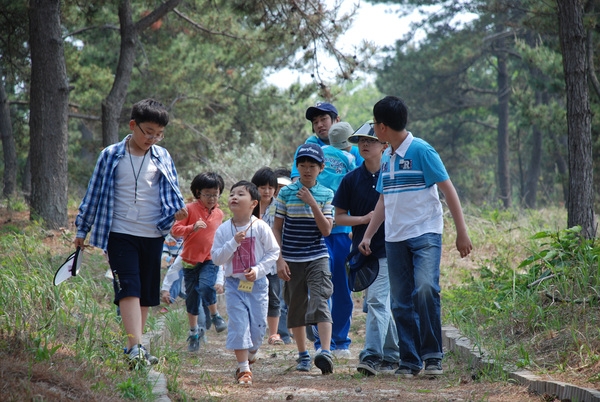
[444,208,600,374]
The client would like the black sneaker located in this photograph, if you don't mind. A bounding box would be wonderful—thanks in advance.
[423,358,443,375]
[139,345,159,365]
[395,365,421,378]
[314,350,334,375]
[357,356,380,376]
[378,360,399,375]
[187,333,200,352]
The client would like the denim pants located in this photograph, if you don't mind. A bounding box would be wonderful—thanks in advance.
[314,233,352,351]
[359,257,400,363]
[386,233,443,370]
[183,260,218,331]
[224,276,268,351]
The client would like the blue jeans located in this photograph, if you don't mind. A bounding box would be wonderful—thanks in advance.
[183,260,218,330]
[314,233,352,351]
[386,233,443,370]
[359,258,400,363]
[277,278,291,343]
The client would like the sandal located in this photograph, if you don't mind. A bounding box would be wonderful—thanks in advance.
[237,370,252,385]
[268,334,285,345]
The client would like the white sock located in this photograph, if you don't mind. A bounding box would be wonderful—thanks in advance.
[238,361,250,373]
[189,326,198,336]
[248,350,258,362]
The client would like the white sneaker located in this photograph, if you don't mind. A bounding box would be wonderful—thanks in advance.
[332,349,351,359]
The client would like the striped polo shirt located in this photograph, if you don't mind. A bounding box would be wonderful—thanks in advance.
[275,180,334,262]
[377,132,449,242]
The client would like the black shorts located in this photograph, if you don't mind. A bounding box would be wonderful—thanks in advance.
[106,232,164,307]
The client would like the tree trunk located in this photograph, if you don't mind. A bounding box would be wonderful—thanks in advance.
[496,28,511,208]
[524,91,545,209]
[101,0,182,146]
[0,79,17,198]
[556,0,595,238]
[28,0,69,229]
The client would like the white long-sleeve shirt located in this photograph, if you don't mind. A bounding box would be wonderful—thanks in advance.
[211,217,280,282]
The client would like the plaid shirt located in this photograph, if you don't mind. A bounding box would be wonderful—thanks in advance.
[75,135,185,250]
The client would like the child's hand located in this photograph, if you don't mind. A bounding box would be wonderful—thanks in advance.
[358,237,372,255]
[244,267,257,282]
[160,290,172,304]
[277,259,291,281]
[234,230,246,244]
[174,207,188,221]
[296,187,316,207]
[456,232,473,258]
[193,219,207,231]
[214,284,224,294]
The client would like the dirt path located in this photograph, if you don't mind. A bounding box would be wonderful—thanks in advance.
[165,298,541,402]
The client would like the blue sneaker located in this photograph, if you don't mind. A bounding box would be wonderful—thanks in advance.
[187,334,200,352]
[314,351,334,375]
[296,355,312,372]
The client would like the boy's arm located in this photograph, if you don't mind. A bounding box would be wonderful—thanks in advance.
[273,216,291,281]
[296,187,333,237]
[334,207,373,227]
[358,195,385,255]
[437,179,472,258]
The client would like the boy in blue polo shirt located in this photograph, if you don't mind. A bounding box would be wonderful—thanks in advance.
[359,96,472,378]
[274,143,335,375]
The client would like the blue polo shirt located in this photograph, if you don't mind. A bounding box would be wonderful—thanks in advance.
[333,163,386,259]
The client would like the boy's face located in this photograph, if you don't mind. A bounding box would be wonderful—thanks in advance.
[296,160,324,186]
[311,114,338,142]
[228,186,258,216]
[197,187,220,209]
[257,185,275,204]
[128,120,164,153]
[358,137,386,160]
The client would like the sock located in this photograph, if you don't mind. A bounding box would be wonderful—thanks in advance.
[248,350,258,362]
[298,350,310,360]
[211,313,218,318]
[189,325,199,336]
[238,361,250,373]
[320,349,330,355]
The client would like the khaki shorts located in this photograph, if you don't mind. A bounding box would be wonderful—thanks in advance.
[283,257,333,328]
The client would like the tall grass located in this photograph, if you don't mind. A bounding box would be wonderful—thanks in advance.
[443,205,600,381]
[0,220,156,399]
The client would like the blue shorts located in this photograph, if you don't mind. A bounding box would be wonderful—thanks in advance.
[106,232,164,307]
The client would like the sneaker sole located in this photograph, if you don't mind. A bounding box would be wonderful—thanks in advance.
[357,365,377,376]
[314,355,334,375]
[423,369,443,375]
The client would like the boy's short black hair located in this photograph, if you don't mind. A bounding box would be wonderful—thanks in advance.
[231,180,260,202]
[131,98,170,127]
[273,168,291,179]
[251,167,278,188]
[373,96,408,132]
[190,172,225,199]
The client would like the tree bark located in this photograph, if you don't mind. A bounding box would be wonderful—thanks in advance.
[524,91,545,209]
[28,0,69,229]
[556,0,595,238]
[0,79,17,198]
[101,0,181,146]
[495,26,511,208]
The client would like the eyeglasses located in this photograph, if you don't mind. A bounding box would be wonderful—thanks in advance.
[137,123,164,142]
[369,121,380,128]
[358,137,381,144]
[200,193,219,199]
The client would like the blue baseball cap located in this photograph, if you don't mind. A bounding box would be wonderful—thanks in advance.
[305,102,338,121]
[295,143,324,164]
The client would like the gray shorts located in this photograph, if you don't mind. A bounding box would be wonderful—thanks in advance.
[283,257,333,328]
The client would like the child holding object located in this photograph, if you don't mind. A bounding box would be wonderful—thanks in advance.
[212,181,280,386]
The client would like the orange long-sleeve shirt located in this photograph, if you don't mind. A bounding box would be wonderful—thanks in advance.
[171,200,224,264]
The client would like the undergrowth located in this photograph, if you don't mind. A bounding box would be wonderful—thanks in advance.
[443,206,600,383]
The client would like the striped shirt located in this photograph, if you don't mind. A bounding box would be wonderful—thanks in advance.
[275,181,334,262]
[377,132,449,242]
[75,134,186,250]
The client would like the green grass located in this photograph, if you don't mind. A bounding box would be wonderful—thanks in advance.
[442,205,600,380]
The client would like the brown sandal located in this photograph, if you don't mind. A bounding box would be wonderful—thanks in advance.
[237,370,252,385]
[268,334,285,345]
